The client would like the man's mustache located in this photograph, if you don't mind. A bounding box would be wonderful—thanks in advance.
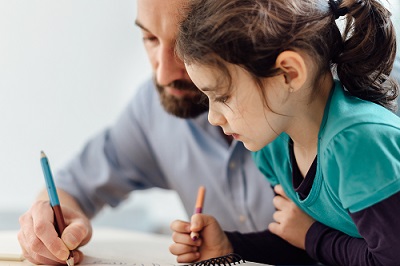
[167,80,199,92]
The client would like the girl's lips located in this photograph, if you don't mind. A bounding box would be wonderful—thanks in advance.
[226,133,240,140]
[231,133,240,139]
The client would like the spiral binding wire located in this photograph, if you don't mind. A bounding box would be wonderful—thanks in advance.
[188,253,245,266]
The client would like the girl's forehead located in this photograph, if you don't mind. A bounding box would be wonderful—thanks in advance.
[187,62,257,93]
[185,63,220,83]
[185,63,221,88]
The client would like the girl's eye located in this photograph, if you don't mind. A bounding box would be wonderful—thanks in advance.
[215,95,230,104]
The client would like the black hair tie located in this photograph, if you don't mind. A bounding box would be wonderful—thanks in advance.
[328,0,349,19]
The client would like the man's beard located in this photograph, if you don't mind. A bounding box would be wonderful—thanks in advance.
[154,77,208,118]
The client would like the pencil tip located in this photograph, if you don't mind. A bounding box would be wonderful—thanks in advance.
[40,151,46,158]
[66,257,74,266]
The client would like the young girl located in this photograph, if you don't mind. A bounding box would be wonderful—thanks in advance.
[169,0,400,265]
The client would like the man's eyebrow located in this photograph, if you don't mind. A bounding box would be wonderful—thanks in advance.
[134,20,149,32]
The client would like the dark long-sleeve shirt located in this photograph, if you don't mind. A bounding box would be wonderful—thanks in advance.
[306,192,400,266]
[226,188,400,266]
[225,145,400,265]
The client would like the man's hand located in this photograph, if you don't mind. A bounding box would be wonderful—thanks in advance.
[18,189,92,265]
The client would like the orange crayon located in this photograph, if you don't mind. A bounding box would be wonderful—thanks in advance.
[190,186,205,241]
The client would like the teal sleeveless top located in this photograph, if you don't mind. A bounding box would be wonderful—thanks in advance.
[253,81,400,237]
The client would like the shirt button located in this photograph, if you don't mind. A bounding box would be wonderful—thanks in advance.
[239,215,246,223]
[229,162,236,169]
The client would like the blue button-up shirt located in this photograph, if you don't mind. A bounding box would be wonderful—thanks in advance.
[55,78,275,233]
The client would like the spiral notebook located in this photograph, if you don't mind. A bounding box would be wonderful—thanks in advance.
[189,253,271,266]
[78,253,271,266]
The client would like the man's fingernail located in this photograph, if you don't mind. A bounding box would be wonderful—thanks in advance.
[57,249,70,261]
[63,233,78,248]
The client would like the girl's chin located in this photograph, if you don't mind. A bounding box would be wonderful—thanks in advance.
[242,142,259,152]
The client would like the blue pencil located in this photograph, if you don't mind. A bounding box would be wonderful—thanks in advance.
[40,151,74,266]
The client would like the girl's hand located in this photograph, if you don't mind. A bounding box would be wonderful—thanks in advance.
[268,185,315,249]
[169,214,233,263]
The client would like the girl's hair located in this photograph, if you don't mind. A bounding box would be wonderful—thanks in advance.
[176,0,398,112]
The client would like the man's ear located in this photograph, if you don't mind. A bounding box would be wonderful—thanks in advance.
[275,51,308,91]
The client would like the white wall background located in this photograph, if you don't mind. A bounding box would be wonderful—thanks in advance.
[0,0,187,233]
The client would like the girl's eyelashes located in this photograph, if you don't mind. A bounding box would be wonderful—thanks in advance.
[215,94,230,104]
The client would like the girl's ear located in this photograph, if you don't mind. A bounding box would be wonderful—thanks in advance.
[275,51,308,92]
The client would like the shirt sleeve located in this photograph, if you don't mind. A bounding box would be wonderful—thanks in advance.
[54,80,168,218]
[305,191,400,266]
[225,229,316,265]
[324,123,400,212]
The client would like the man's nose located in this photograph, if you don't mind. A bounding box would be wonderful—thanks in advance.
[156,45,186,86]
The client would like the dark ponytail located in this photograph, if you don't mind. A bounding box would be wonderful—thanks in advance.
[177,0,398,112]
[332,0,398,112]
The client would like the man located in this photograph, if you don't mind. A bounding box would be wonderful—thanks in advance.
[17,0,275,264]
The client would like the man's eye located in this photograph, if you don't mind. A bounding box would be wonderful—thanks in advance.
[143,36,159,43]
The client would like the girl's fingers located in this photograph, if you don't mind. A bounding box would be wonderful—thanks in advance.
[169,242,200,263]
[170,220,191,233]
[176,252,201,263]
[172,231,202,246]
[169,242,199,255]
[274,184,288,198]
